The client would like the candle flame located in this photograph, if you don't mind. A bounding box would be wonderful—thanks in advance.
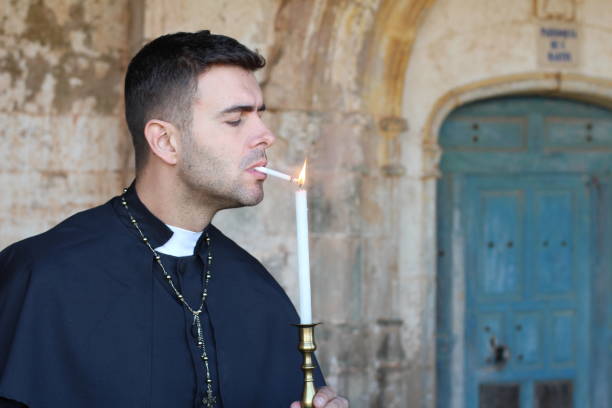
[297,160,307,187]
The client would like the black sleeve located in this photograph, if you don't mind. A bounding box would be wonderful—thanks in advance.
[0,397,27,408]
[0,246,30,408]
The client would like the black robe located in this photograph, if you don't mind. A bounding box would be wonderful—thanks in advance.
[0,185,324,407]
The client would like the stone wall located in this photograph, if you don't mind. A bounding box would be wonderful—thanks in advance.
[0,0,131,247]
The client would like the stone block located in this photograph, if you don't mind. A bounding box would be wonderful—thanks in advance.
[361,236,398,321]
[264,110,326,167]
[308,112,371,172]
[142,0,278,57]
[0,113,129,173]
[263,110,375,174]
[0,169,124,249]
[0,0,128,116]
[308,169,362,236]
[263,0,375,112]
[310,235,362,323]
[316,322,373,407]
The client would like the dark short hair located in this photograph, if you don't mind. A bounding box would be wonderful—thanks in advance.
[124,30,266,170]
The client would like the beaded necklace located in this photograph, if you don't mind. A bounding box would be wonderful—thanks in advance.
[120,189,216,407]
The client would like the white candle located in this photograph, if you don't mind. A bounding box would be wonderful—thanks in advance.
[295,162,312,324]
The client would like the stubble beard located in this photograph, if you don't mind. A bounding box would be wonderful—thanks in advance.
[178,136,265,210]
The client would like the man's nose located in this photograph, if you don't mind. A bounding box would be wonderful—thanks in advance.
[262,126,276,148]
[253,116,275,148]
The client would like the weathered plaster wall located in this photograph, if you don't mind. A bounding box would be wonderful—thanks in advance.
[1,1,406,406]
[0,0,130,248]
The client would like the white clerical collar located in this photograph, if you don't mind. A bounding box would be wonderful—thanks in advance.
[155,224,203,257]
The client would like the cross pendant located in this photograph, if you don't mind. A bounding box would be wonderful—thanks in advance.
[202,393,216,408]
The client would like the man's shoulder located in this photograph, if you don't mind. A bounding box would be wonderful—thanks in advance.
[210,225,293,300]
[211,225,274,275]
[0,199,120,271]
[211,225,259,262]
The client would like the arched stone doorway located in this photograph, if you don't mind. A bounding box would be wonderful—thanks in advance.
[435,95,612,408]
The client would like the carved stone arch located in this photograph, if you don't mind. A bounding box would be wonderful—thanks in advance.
[362,0,438,117]
[362,0,437,170]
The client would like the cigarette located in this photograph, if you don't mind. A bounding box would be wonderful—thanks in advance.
[254,166,297,183]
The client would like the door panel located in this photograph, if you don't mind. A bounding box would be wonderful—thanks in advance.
[535,380,573,408]
[479,191,523,298]
[550,311,576,367]
[545,117,612,151]
[480,383,520,408]
[533,191,574,295]
[512,312,541,367]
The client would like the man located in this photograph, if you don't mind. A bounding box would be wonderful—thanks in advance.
[0,30,348,408]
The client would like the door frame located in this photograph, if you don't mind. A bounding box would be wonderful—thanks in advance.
[431,90,612,408]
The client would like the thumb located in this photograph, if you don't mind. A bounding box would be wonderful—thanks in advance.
[290,402,301,408]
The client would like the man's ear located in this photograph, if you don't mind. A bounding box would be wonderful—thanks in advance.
[143,119,179,165]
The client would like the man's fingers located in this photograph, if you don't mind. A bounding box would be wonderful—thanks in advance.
[313,386,336,407]
[314,386,349,407]
[328,397,349,408]
[315,397,349,408]
[292,387,348,408]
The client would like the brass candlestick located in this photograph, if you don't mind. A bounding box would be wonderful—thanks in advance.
[295,323,320,408]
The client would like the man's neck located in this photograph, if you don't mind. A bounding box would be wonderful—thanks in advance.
[134,169,216,232]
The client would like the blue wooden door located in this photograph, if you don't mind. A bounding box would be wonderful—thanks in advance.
[436,96,612,408]
[463,175,590,407]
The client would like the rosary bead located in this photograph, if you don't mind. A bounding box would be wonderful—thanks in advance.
[207,379,212,384]
[123,188,128,193]
[142,237,148,242]
[178,294,183,300]
[155,255,161,261]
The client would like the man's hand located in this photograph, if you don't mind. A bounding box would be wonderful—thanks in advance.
[290,386,349,408]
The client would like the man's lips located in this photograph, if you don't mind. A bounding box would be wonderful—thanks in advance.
[246,161,267,180]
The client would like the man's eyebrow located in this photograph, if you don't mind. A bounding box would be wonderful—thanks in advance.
[218,104,266,116]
